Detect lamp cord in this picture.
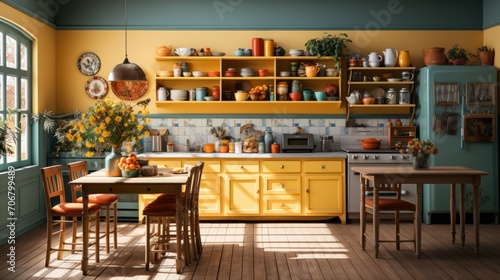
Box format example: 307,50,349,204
124,0,128,59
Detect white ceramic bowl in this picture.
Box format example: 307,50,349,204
234,91,248,101
280,71,291,77
212,52,225,56
204,96,215,101
174,47,193,56
170,89,187,101
192,71,205,77
183,71,192,77
289,49,304,56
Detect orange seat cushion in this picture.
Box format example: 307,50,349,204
365,198,415,211
142,201,178,216
75,194,119,205
51,202,101,215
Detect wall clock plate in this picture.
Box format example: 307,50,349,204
78,52,101,76
110,81,148,100
85,76,108,99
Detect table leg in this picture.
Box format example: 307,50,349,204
416,183,422,259
175,189,184,273
360,176,366,250
82,187,89,275
460,184,466,246
450,184,456,244
473,183,480,256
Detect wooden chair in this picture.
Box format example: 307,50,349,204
67,161,119,254
41,165,101,267
142,162,203,270
360,177,416,258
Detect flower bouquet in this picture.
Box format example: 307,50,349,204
397,138,439,169
61,98,151,175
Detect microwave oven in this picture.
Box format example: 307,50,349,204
281,133,315,152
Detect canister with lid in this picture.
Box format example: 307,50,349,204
399,88,410,104
385,88,398,104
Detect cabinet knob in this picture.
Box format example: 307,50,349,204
280,165,284,169
240,166,244,169
321,164,326,169
280,184,284,188
306,189,310,193
280,203,285,207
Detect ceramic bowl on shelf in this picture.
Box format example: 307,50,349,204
249,93,260,101
258,69,268,77
174,47,194,56
207,70,220,77
372,76,381,82
234,91,249,101
192,71,205,77
170,89,188,101
204,96,215,101
280,71,291,77
362,97,376,104
289,92,302,101
289,49,304,56
224,71,237,77
211,52,225,56
182,71,192,77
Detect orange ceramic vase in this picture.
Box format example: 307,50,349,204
398,50,411,67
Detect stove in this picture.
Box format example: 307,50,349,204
340,127,415,221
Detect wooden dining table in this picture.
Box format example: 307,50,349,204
351,165,487,258
69,168,189,275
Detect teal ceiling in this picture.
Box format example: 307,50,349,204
3,0,492,30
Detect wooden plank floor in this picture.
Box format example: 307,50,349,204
1,221,500,279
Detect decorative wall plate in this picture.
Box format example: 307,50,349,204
85,76,108,99
110,81,148,100
78,52,101,75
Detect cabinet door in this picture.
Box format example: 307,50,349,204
303,175,344,215
199,174,222,216
225,175,260,215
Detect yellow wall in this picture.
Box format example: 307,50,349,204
0,2,56,114
55,29,486,114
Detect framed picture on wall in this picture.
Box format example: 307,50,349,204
433,82,460,105
466,82,495,106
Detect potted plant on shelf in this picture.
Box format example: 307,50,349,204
446,45,476,65
477,45,495,65
305,32,352,70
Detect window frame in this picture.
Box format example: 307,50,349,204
0,19,33,171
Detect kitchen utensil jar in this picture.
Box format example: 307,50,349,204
386,88,398,104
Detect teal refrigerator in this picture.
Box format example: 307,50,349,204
416,66,498,224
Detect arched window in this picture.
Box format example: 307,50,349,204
0,19,33,171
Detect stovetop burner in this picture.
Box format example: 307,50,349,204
342,148,399,154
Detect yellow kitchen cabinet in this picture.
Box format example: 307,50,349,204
139,156,346,223
303,159,346,223
261,174,301,215
225,174,260,215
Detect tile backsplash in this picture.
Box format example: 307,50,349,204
144,116,411,152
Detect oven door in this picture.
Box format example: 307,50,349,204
347,162,416,221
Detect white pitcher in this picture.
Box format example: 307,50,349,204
368,52,382,62
383,48,398,67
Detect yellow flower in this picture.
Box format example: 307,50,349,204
98,137,105,143
85,151,94,157
145,118,151,123
115,116,122,122
144,131,150,137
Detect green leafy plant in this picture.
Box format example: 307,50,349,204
447,44,476,64
305,32,351,70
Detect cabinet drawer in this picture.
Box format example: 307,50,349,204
185,160,220,173
303,160,343,173
224,161,259,173
262,196,301,214
262,161,301,173
148,159,182,168
200,174,221,194
199,195,221,215
262,175,301,195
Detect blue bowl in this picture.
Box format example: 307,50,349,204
314,91,326,101
121,169,140,178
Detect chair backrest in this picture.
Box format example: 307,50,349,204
67,161,88,202
189,161,204,211
41,165,66,210
362,177,403,200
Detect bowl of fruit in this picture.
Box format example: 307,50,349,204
248,84,268,101
118,154,141,177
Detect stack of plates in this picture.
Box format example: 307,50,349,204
240,68,256,77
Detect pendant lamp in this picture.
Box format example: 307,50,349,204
108,0,148,100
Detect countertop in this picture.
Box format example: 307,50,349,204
139,152,347,159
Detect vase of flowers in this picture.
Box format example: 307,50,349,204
62,98,151,176
397,138,439,169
